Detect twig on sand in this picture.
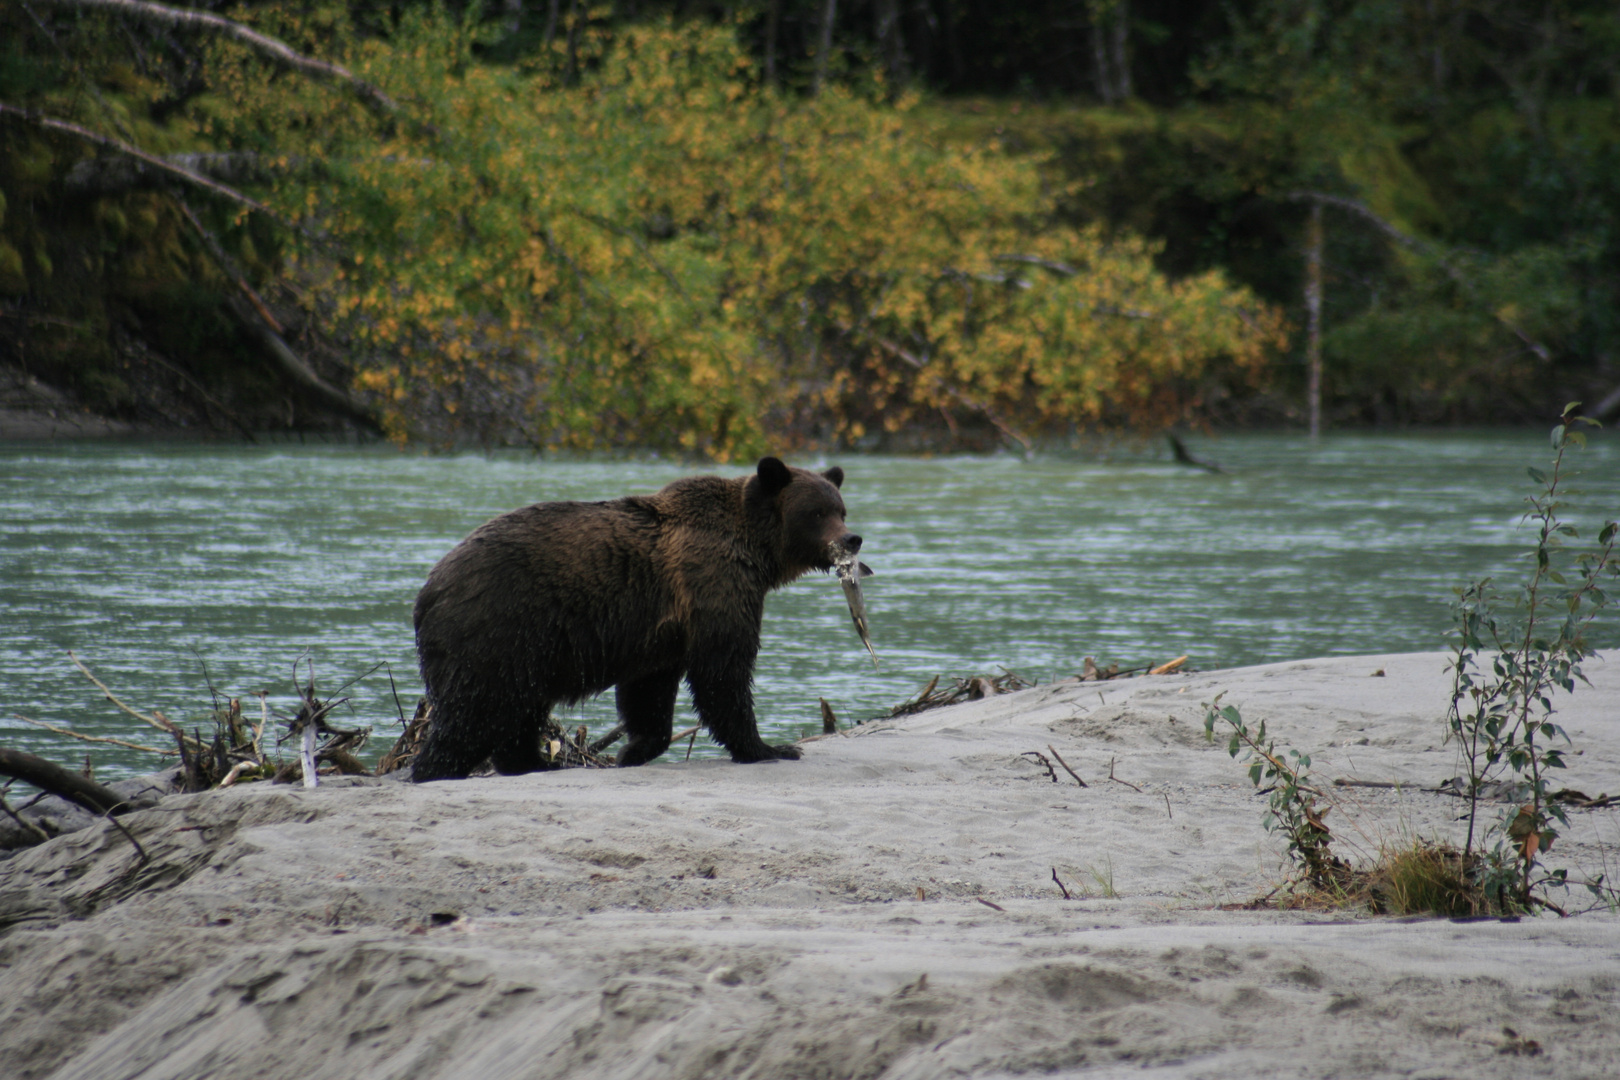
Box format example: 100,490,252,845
1020,750,1058,782
104,811,150,865
1051,867,1073,900
1047,745,1088,787
0,785,50,845
1107,757,1143,793
1529,894,1570,918
1163,792,1173,820
977,897,1006,912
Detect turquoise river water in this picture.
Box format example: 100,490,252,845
3,431,1617,780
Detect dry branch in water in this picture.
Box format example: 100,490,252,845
12,714,175,756
68,650,181,737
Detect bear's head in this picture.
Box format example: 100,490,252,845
749,456,859,579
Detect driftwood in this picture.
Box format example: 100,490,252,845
886,669,1035,718
819,699,839,735
12,713,174,756
376,699,620,776
589,723,625,754
0,748,132,817
1167,433,1224,474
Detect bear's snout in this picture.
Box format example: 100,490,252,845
840,533,862,553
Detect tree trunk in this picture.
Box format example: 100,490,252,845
1110,0,1131,99
875,0,907,87
814,0,838,96
1091,14,1115,104
763,0,779,87
1304,199,1324,440
565,0,582,84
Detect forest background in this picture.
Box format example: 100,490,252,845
3,0,1617,456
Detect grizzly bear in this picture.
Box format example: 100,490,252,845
410,457,859,781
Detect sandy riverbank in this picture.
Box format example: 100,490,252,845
2,651,1618,1079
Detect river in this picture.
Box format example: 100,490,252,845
3,431,1617,781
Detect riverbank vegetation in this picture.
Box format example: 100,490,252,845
1207,411,1620,916
4,1,1618,450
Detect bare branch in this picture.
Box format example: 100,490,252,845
33,0,395,115
64,151,296,196
994,253,1080,277
0,103,277,221
1284,190,1552,362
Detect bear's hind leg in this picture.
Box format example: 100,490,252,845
615,670,680,766
488,704,552,775
411,695,499,782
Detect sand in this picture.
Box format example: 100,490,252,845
2,651,1618,1079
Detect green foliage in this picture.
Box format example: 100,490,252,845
204,11,1279,453
9,0,1617,435
1203,694,1344,890
1445,403,1620,910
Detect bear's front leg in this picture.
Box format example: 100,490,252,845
615,670,681,766
686,643,801,764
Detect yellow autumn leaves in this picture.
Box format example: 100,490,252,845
213,8,1285,454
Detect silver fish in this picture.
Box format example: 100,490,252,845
832,543,877,667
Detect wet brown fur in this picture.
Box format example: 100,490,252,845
411,457,857,781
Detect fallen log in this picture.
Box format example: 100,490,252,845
0,747,134,816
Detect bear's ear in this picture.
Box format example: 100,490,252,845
822,466,844,489
756,456,793,496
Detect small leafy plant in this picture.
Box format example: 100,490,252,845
1445,403,1619,911
1204,694,1346,891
